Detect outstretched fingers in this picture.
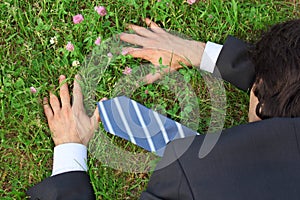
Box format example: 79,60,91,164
72,74,84,111
49,92,61,114
142,65,177,84
123,47,152,60
43,97,53,121
119,33,152,47
144,18,166,34
59,75,71,109
142,72,163,84
127,24,157,38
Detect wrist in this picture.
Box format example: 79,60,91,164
190,41,206,67
52,135,87,146
54,139,84,147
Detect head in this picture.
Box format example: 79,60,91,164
249,19,300,122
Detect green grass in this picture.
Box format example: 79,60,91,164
0,0,299,199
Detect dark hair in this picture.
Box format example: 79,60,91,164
252,19,300,119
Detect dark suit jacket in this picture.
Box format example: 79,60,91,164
27,36,256,200
140,117,300,199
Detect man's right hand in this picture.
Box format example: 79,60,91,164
43,75,101,147
120,18,206,84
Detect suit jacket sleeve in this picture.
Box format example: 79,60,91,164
26,171,95,200
213,36,255,91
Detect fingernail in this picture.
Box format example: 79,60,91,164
100,97,108,101
121,48,129,55
119,33,125,38
75,74,81,80
43,97,48,103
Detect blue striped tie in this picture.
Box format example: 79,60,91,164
97,96,199,157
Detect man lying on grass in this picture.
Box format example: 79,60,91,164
27,19,300,199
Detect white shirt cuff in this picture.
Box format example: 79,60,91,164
52,143,88,176
199,41,223,73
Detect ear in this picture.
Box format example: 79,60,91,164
248,84,261,122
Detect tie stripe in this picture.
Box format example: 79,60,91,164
131,100,156,152
98,96,199,157
153,112,170,144
113,97,137,145
175,122,185,138
99,102,115,135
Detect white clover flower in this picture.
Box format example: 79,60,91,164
50,36,57,45
72,60,80,67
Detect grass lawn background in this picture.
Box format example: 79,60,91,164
0,0,299,199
